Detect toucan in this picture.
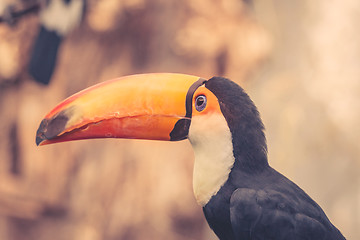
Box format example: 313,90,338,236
36,73,345,240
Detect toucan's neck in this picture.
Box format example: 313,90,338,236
189,113,235,206
205,77,269,174
188,113,268,206
220,98,269,174
231,126,269,174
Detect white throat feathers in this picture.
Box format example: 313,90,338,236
189,113,235,206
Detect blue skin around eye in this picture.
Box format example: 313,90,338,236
195,95,207,112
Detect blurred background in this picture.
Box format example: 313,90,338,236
0,0,359,239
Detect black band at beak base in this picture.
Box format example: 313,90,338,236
169,118,191,141
169,78,207,141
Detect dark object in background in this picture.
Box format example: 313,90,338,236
29,0,85,85
0,2,40,25
29,26,62,85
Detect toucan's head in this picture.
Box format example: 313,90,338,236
36,73,267,204
36,73,264,145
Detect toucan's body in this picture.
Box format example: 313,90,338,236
204,167,342,240
36,73,345,240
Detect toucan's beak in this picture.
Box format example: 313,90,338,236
36,73,205,146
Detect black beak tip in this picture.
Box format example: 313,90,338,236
36,135,44,146
35,119,48,146
35,109,70,146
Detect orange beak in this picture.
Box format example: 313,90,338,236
36,73,206,146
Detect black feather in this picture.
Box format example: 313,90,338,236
206,77,268,173
202,77,345,240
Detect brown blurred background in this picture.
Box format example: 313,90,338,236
0,0,359,239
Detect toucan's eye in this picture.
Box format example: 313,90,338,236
195,95,207,112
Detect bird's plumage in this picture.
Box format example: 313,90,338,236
202,77,345,240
